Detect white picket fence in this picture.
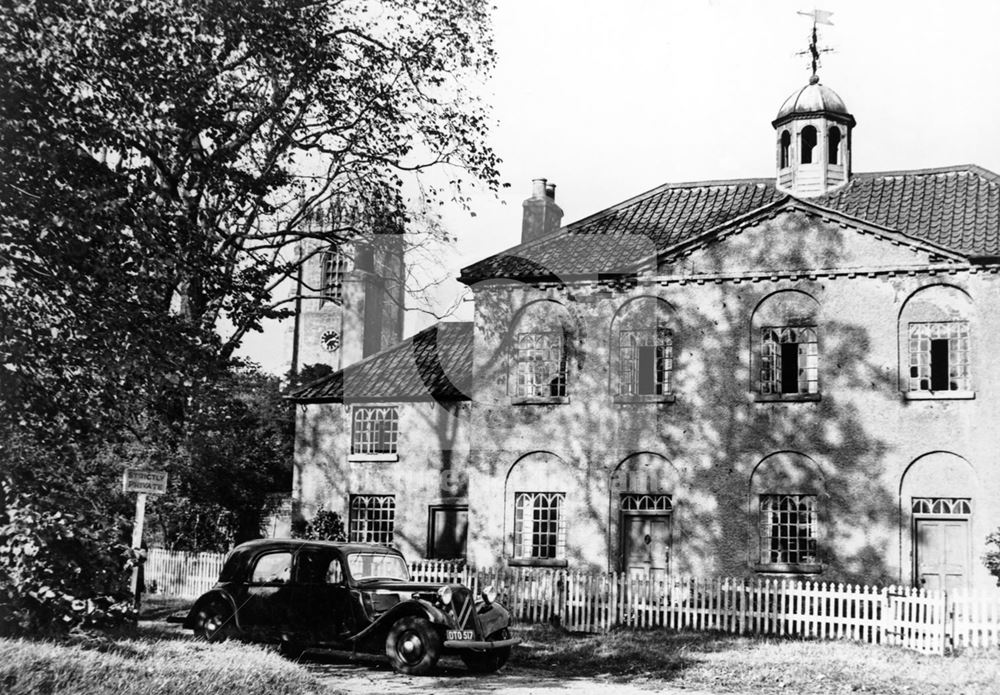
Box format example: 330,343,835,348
145,549,1000,655
145,548,226,598
950,589,1000,649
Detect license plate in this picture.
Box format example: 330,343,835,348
446,629,474,640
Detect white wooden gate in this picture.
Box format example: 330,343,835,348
880,587,947,655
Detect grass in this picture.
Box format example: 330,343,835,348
4,611,997,694
512,625,1000,694
0,624,334,695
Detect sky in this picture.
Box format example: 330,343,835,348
238,0,1000,374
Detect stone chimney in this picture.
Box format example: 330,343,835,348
521,178,563,244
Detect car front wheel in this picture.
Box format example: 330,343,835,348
193,601,235,642
460,628,512,674
385,616,441,675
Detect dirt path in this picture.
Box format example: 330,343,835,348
149,620,720,694
300,650,719,695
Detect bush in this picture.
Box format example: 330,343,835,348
291,507,346,542
0,489,134,636
983,529,1000,586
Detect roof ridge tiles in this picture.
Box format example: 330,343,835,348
560,178,774,233
855,164,999,183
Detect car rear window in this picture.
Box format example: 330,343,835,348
251,551,292,584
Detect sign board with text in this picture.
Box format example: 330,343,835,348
123,469,168,495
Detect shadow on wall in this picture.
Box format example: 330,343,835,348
465,211,900,583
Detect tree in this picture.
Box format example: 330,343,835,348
3,0,500,361
143,365,295,551
0,0,499,632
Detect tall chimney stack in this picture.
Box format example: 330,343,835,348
521,177,563,244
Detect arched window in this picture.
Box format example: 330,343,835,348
508,300,574,402
348,494,395,545
351,406,398,455
800,126,817,164
749,452,826,572
505,452,574,567
513,492,564,560
898,285,974,397
779,130,791,168
828,127,841,165
610,297,675,402
760,495,816,565
751,290,821,400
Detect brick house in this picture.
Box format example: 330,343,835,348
289,76,1000,591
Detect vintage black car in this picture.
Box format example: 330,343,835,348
179,539,517,674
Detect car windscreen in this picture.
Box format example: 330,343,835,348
346,552,410,582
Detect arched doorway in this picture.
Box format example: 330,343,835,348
900,452,977,590
611,453,680,580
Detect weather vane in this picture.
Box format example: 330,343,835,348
796,9,834,82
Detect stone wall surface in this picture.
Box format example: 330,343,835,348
294,213,1000,589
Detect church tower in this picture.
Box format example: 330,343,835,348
773,12,855,198
287,205,406,374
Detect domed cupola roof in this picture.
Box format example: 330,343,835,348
773,75,855,128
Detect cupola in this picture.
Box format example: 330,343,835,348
772,75,855,197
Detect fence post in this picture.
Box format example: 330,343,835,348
941,590,949,656
879,586,890,646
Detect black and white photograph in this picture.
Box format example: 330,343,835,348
3,1,1000,693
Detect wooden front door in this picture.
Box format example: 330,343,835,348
623,513,671,582
915,518,970,591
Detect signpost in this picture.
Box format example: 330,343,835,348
123,469,167,609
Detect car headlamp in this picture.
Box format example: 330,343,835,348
481,585,497,606
437,586,453,605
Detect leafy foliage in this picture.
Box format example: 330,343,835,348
291,507,347,542
0,426,138,635
983,530,1000,586
0,488,134,636
2,0,501,358
148,366,294,550
0,0,497,631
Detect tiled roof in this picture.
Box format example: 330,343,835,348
460,165,1000,282
815,166,1000,256
288,322,473,403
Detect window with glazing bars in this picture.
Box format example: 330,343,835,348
513,492,566,560
321,247,349,303
349,494,395,544
759,494,817,565
760,326,818,395
908,321,970,392
911,497,972,516
512,331,567,398
620,493,672,512
619,327,672,396
351,406,399,455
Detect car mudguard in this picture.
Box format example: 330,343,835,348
183,589,242,630
475,601,512,639
349,598,451,644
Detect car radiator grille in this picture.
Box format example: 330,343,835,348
449,587,477,633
